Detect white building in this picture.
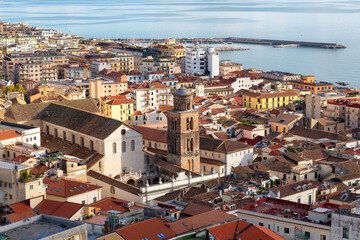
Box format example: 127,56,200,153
131,82,173,111
90,60,111,77
185,46,219,78
199,138,254,176
229,77,264,92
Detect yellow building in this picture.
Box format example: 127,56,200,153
168,45,186,58
242,90,300,110
100,96,134,125
106,55,134,72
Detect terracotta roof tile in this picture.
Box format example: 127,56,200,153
0,129,21,141
35,199,83,219
168,210,235,235
44,177,101,198
115,218,176,239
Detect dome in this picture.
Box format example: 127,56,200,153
173,87,191,96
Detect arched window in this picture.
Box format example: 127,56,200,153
190,138,194,151
110,186,115,194
131,140,135,151
187,139,190,151
122,141,126,152
191,159,194,171
190,117,193,130
188,160,191,170
186,118,190,130
113,142,117,154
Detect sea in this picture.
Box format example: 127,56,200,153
0,0,360,87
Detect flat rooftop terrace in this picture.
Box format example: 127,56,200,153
0,215,84,240
242,198,312,223
0,121,37,132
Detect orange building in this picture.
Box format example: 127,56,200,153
290,76,333,94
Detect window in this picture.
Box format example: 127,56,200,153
54,129,58,138
82,200,86,205
93,197,97,203
81,137,84,148
63,131,66,141
30,185,33,190
122,141,126,152
72,134,75,144
297,197,301,203
110,186,115,194
131,140,135,151
113,142,117,154
320,234,326,240
9,194,12,200
8,183,12,189
259,222,264,227
284,228,289,234
343,227,349,239
308,194,312,204
90,140,94,151
304,174,308,179
46,125,49,135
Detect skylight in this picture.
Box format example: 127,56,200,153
80,185,85,189
56,188,61,192
74,187,79,190
50,187,56,191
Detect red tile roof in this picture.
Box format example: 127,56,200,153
133,81,170,89
29,164,51,175
0,129,21,141
35,199,83,219
168,210,235,235
43,178,102,198
5,201,36,223
10,155,31,163
208,220,285,240
132,125,167,143
115,218,176,239
106,99,133,105
90,197,129,213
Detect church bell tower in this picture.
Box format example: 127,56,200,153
167,87,200,173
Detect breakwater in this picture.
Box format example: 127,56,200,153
179,37,346,49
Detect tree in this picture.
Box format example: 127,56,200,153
286,146,296,153
2,83,26,95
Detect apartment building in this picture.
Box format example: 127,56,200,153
237,198,332,240
306,92,346,119
100,96,134,125
185,46,219,78
139,56,180,75
131,81,173,111
89,78,128,99
90,60,111,77
0,161,46,205
105,55,134,72
14,61,57,86
290,76,333,94
260,71,301,81
242,90,300,110
3,52,68,80
219,60,243,76
58,63,91,79
345,103,360,129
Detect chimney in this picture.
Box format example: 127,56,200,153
277,190,281,197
